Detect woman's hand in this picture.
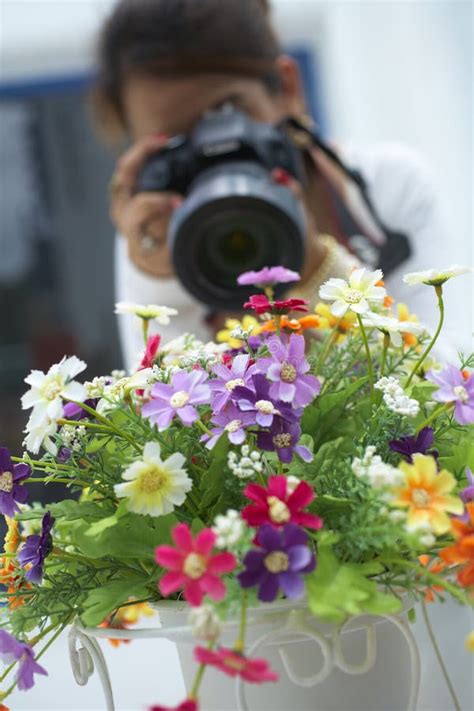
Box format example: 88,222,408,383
109,134,183,278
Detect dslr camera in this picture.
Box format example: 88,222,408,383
136,106,306,310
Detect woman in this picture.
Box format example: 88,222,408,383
93,0,453,371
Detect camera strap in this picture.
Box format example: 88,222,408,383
281,116,412,276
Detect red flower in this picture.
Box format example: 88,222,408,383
155,523,236,607
150,700,197,711
244,294,309,316
194,646,278,683
242,475,323,530
244,294,273,314
140,334,161,369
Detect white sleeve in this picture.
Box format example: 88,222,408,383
343,143,473,362
114,234,212,371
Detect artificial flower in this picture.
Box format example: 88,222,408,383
140,334,161,369
57,447,72,464
114,442,192,517
389,427,438,463
465,632,474,653
244,295,308,316
17,512,55,584
142,369,210,430
256,417,312,464
114,302,178,324
426,365,474,425
233,374,285,428
237,266,300,287
227,446,264,479
21,356,86,424
62,398,98,421
418,555,447,602
216,316,260,349
314,302,357,340
210,353,255,412
0,447,30,517
390,454,463,535
458,468,474,523
242,475,322,530
402,265,472,287
100,600,154,647
212,509,246,549
319,267,386,317
188,604,222,641
351,446,404,488
156,523,236,607
256,334,320,407
0,630,47,691
439,502,474,588
202,403,255,449
150,702,197,711
194,646,278,683
238,523,315,602
359,312,425,347
396,303,421,347
374,376,420,417
259,315,320,333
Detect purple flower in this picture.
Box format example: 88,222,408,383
0,630,47,691
0,447,30,518
257,417,313,464
257,334,321,407
238,523,315,602
18,512,54,584
142,369,210,430
210,354,256,413
426,366,474,425
457,468,474,523
0,630,48,691
389,427,438,463
63,398,98,421
202,403,256,449
233,374,286,428
57,447,72,464
237,266,300,288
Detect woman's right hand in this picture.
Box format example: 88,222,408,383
109,134,183,278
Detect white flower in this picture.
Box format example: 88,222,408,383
374,377,419,417
360,313,425,347
84,376,108,398
23,414,58,455
403,265,473,287
21,356,86,424
189,605,221,641
286,475,301,494
319,267,386,317
115,302,178,324
352,446,403,488
228,446,263,479
212,509,246,549
114,441,192,516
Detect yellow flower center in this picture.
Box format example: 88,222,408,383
267,496,291,523
280,363,297,383
139,466,170,494
412,488,431,507
225,419,242,434
183,553,207,579
255,400,275,414
273,433,292,449
344,288,364,304
170,390,190,408
43,379,62,400
226,378,245,392
0,472,13,493
264,551,289,574
453,385,469,403
223,655,247,671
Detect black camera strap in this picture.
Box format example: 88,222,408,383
281,116,412,276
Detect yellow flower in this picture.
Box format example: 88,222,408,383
465,631,474,652
216,316,260,349
314,302,357,341
396,303,420,347
390,454,463,535
115,600,154,626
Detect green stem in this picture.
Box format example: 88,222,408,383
421,600,461,711
58,419,113,432
65,399,141,452
315,325,339,371
189,641,213,700
406,285,444,387
380,333,390,377
11,456,73,472
379,556,470,605
29,477,91,487
195,419,212,437
415,403,452,433
142,318,150,346
356,314,374,403
234,591,248,653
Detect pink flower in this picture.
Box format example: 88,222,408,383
242,475,323,530
155,524,236,607
237,266,300,288
150,701,197,711
194,646,279,683
244,295,308,316
140,334,161,369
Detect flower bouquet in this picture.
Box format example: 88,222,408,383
1,264,473,711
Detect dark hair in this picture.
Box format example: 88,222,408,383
91,0,282,140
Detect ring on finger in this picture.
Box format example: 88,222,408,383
139,234,161,252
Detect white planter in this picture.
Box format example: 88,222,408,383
69,599,420,711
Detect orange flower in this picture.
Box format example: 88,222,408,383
418,554,447,602
0,704,11,711
0,517,30,608
391,454,463,535
314,302,357,340
397,303,420,347
440,502,474,589
259,314,320,333
100,600,154,647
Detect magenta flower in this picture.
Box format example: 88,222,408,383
202,403,256,449
210,354,255,413
194,646,278,683
426,366,474,425
458,468,474,523
142,369,210,430
257,334,320,407
237,266,300,288
238,523,315,602
0,630,47,691
18,512,54,583
0,447,30,517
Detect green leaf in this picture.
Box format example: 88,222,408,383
49,500,105,522
439,426,474,474
85,436,110,454
198,436,229,512
81,572,150,627
312,495,354,518
302,378,368,446
306,544,402,624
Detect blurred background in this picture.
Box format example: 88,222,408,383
0,1,473,708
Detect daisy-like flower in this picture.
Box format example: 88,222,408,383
21,356,86,424
233,374,284,428
390,454,463,535
194,646,278,683
23,414,59,456
359,312,425,347
402,265,472,287
257,416,312,464
0,447,31,517
244,295,308,316
114,442,192,517
440,502,474,588
155,523,236,607
237,266,300,288
17,512,54,584
216,316,260,349
426,365,474,425
142,369,210,430
210,353,255,413
0,630,47,691
203,403,255,450
114,302,178,324
100,600,154,647
242,475,322,530
319,267,386,317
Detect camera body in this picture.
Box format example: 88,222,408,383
137,107,307,309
